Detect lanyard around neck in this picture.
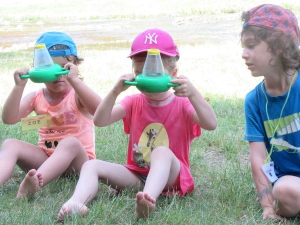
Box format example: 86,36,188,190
261,71,297,163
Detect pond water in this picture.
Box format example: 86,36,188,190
0,12,249,106
0,13,242,52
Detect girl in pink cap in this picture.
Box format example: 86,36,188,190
58,28,217,221
241,4,300,221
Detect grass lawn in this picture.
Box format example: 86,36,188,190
1,0,300,224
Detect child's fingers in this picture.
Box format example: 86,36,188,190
263,210,285,222
170,76,189,85
176,74,188,79
120,74,134,83
64,62,73,70
15,68,30,76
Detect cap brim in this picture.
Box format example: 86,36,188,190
128,49,178,58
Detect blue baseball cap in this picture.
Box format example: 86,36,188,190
35,31,77,57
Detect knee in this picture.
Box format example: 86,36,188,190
60,136,81,146
82,159,96,169
57,136,84,152
81,160,107,178
81,159,103,173
151,146,172,159
1,138,20,152
273,182,295,201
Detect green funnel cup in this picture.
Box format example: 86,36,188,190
20,64,69,83
124,73,179,93
124,48,179,93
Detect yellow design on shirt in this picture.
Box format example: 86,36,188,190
133,123,169,167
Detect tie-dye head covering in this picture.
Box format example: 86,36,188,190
243,4,300,44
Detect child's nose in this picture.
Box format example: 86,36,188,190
242,49,249,59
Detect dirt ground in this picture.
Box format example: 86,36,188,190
0,13,242,51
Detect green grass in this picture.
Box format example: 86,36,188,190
0,97,295,225
1,0,300,224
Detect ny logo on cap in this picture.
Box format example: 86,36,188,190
144,33,158,44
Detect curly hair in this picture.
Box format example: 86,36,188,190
241,11,300,71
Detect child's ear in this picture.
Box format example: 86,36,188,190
276,49,282,56
170,68,178,78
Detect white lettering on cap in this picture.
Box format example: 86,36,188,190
144,33,158,44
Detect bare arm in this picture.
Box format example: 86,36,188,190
189,89,217,130
171,75,217,130
93,74,132,127
64,62,101,115
2,68,36,124
249,141,279,220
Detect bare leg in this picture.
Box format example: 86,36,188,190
58,159,142,221
136,146,180,220
37,136,89,186
16,136,88,198
0,139,48,187
273,176,300,217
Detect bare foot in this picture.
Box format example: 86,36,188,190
57,198,89,221
16,169,43,199
135,192,156,220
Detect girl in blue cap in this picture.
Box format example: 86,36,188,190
241,4,300,221
0,31,101,198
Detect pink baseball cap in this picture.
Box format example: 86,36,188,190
128,28,180,58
